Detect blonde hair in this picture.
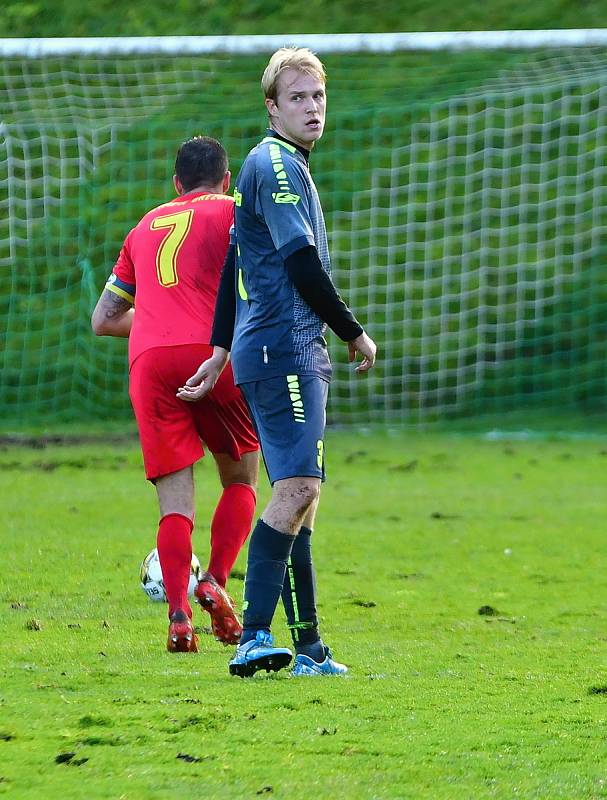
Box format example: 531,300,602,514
261,47,326,102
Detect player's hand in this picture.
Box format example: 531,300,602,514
347,331,377,373
176,347,229,402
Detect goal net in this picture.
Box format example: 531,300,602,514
2,33,607,426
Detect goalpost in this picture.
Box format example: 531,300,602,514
2,31,607,426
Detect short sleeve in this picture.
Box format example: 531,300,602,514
106,229,136,302
256,150,315,260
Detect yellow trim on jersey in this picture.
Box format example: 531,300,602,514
191,193,234,203
262,136,297,154
238,268,248,301
105,282,134,304
156,193,234,210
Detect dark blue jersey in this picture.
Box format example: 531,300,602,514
230,133,332,384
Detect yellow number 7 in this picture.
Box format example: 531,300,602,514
150,210,193,287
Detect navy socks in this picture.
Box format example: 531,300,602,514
281,526,324,661
241,519,295,644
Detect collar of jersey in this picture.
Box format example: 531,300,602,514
263,130,309,162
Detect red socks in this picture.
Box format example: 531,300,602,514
207,483,256,587
156,484,255,616
157,513,194,619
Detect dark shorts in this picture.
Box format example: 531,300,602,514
129,344,259,481
239,374,328,485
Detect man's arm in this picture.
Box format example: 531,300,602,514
91,288,134,337
176,345,230,402
284,245,376,371
285,245,362,340
209,243,236,350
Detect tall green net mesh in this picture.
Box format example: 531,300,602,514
2,46,607,426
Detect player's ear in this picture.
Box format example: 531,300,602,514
222,171,231,194
265,97,277,118
173,175,183,195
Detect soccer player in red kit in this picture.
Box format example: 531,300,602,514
91,136,259,653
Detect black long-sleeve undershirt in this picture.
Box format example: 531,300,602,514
284,246,363,342
210,243,363,350
210,243,236,350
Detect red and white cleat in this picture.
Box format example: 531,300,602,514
195,571,242,645
167,610,198,653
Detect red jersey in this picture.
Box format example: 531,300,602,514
106,190,234,367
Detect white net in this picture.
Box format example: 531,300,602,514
332,49,607,423
0,54,239,421
0,56,218,124
2,37,607,425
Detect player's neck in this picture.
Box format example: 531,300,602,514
179,184,222,197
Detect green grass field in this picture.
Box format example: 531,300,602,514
3,428,607,799
3,0,607,38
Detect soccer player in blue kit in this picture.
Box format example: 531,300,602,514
178,46,377,677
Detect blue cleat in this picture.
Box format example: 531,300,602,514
229,630,292,677
292,646,348,677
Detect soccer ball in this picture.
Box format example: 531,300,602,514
140,548,201,603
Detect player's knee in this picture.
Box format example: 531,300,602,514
216,450,259,489
221,466,258,490
277,479,319,514
301,481,321,507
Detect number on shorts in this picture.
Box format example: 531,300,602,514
150,209,193,287
316,439,324,470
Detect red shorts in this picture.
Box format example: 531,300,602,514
129,344,259,481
